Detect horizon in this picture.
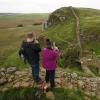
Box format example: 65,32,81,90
0,0,100,13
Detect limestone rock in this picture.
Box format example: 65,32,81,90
0,68,6,72
8,75,15,82
21,82,31,87
7,67,17,74
0,78,7,85
13,82,21,88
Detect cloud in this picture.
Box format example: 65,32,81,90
0,0,99,13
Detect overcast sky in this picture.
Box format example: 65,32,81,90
0,0,100,13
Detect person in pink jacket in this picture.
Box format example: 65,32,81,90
42,39,60,89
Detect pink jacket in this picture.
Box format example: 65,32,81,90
42,48,59,70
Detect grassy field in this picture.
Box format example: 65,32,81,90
0,13,48,67
0,13,48,28
0,87,98,100
44,7,100,54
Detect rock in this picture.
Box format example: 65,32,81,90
21,82,30,87
8,75,15,82
66,73,72,81
90,78,98,82
0,78,7,85
82,77,87,82
15,70,29,76
0,68,6,72
7,67,17,74
56,78,61,84
78,80,84,89
90,82,97,92
87,58,92,61
71,73,78,78
61,72,67,78
22,77,31,82
96,81,100,97
55,74,61,78
13,82,21,88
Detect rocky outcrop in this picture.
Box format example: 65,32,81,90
0,67,100,98
61,72,100,98
0,78,7,85
0,67,44,91
0,67,17,86
46,7,73,27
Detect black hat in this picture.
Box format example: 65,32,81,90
46,39,52,48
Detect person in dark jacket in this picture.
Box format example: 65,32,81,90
19,32,41,83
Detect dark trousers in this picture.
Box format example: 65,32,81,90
31,63,40,83
45,70,55,88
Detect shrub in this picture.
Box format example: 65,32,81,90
88,64,99,75
32,22,42,26
17,24,24,27
62,46,80,67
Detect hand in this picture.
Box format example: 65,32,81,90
20,54,25,60
59,52,63,57
34,40,39,44
53,46,59,50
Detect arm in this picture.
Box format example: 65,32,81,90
19,41,24,56
53,49,60,57
33,43,41,52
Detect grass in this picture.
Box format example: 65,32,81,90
87,41,100,55
0,87,98,100
0,25,42,67
0,13,48,28
0,87,47,100
44,7,100,55
44,18,76,51
76,8,100,55
0,13,48,67
88,64,100,76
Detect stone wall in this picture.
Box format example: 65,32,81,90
0,67,100,99
61,72,100,98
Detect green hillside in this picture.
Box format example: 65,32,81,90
40,7,100,75
77,8,100,55
44,7,100,54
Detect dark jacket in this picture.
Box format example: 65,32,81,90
19,40,41,65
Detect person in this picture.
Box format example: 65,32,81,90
19,32,41,83
41,39,60,89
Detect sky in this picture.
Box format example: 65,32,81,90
0,0,100,13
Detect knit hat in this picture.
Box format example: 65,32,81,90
46,39,52,49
